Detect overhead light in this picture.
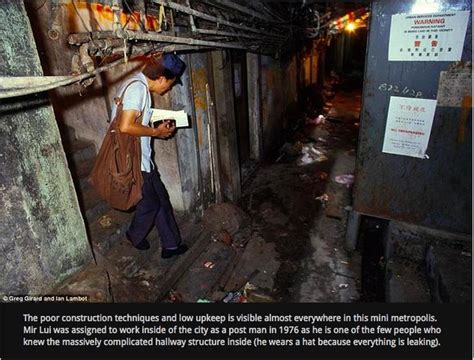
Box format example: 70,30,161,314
345,22,356,32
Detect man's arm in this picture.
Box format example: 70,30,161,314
119,109,175,138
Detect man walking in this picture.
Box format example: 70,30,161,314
113,53,187,258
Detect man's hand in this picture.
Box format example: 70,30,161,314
153,120,176,139
119,111,176,139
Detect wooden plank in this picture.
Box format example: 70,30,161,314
154,229,213,302
211,50,241,201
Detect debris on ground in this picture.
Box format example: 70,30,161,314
167,290,183,303
203,203,250,236
98,215,112,228
306,114,326,125
335,174,355,187
204,261,215,269
315,194,330,208
297,143,328,166
215,229,233,246
197,298,212,303
243,282,275,303
222,291,247,303
317,171,329,180
279,141,304,157
299,174,311,182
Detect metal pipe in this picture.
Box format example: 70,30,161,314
200,0,250,23
69,29,251,50
68,31,116,45
0,58,126,99
117,28,249,50
152,0,286,39
249,0,286,23
0,43,214,100
209,0,273,22
195,28,281,42
185,0,197,33
0,76,73,90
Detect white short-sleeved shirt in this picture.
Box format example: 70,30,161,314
110,72,153,172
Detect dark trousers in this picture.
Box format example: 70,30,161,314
127,171,181,249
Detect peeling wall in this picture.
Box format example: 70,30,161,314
189,52,215,208
0,0,91,295
24,1,192,213
25,1,113,149
261,55,298,157
170,54,202,214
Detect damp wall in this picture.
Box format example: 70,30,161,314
0,0,92,295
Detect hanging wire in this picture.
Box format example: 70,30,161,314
123,0,147,31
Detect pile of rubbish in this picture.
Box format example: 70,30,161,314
277,140,328,166
297,143,328,166
335,174,354,187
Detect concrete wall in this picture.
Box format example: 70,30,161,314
0,0,91,295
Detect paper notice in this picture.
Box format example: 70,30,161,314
388,10,470,61
150,108,189,128
437,69,472,107
382,96,437,158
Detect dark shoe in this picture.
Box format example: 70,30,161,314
126,231,150,250
161,244,188,259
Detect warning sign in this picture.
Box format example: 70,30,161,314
382,96,437,159
388,10,470,61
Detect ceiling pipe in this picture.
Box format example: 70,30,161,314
0,42,213,99
151,0,286,39
194,28,281,43
116,28,251,50
207,0,274,22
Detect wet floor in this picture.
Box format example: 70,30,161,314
239,83,363,302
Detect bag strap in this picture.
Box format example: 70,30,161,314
114,79,149,117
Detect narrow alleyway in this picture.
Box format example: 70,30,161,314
238,81,362,302
54,78,365,303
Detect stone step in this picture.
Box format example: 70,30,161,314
88,209,133,256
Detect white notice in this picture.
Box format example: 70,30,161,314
382,96,437,159
150,108,189,128
388,10,470,61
